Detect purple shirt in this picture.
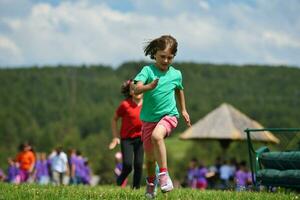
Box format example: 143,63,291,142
114,163,123,177
235,170,249,187
196,167,208,184
7,165,19,182
82,165,91,184
75,156,85,177
70,154,77,166
187,168,198,188
35,160,50,178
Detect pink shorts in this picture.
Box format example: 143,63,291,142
141,116,178,151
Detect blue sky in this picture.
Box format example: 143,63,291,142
0,0,299,68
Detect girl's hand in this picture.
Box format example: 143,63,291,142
182,110,191,127
109,137,120,150
149,78,159,89
134,79,159,94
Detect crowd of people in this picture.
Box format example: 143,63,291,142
184,157,252,191
0,142,92,186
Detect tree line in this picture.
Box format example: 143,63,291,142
0,62,299,183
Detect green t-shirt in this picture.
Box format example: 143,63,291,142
134,64,184,122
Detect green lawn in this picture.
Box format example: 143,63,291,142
0,183,298,200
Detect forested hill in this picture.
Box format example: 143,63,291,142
0,62,299,181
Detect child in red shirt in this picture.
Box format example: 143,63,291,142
109,79,144,189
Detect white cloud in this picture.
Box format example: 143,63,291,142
198,0,210,11
0,0,299,67
0,35,20,54
262,31,300,48
0,35,23,65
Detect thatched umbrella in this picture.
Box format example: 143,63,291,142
180,103,279,150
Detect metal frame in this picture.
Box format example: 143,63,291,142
244,128,300,188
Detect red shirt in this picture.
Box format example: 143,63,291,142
116,98,142,139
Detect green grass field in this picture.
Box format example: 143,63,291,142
0,183,298,200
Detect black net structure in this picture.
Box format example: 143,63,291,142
245,128,300,189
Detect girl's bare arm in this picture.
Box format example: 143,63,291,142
132,79,159,95
175,89,191,127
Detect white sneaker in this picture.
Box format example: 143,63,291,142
158,172,174,193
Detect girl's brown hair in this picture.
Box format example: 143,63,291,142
144,35,178,59
121,79,132,98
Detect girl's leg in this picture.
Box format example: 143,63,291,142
144,148,157,198
151,124,174,192
142,122,160,198
117,139,133,186
151,124,168,169
142,122,157,181
132,137,144,189
144,149,156,180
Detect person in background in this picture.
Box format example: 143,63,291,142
114,151,128,187
195,161,208,190
219,159,232,190
109,79,144,189
235,160,252,191
16,142,36,183
0,168,5,182
207,156,222,189
49,146,69,185
6,157,21,184
69,148,78,185
34,152,50,185
186,158,198,188
74,150,85,184
47,149,57,183
229,157,237,185
82,158,91,185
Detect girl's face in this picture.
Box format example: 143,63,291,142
154,46,174,71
